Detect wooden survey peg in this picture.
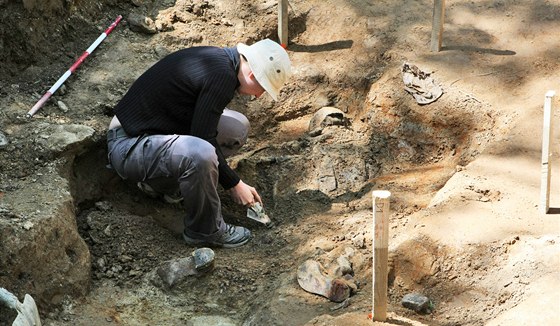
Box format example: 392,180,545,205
540,90,556,214
430,0,445,52
278,0,288,48
372,190,391,321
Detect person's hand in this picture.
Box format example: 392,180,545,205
229,180,262,207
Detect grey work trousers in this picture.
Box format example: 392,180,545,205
107,109,249,240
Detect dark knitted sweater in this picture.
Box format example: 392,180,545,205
114,46,241,189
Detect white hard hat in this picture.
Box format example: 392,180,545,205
237,39,292,101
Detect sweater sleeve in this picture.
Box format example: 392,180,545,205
190,71,241,190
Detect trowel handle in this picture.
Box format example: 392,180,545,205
0,287,20,310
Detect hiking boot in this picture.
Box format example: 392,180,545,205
183,224,251,248
137,182,183,204
137,181,158,198
162,193,183,204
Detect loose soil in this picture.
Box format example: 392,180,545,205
1,0,559,325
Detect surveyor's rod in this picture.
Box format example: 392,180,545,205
26,15,122,118
372,190,391,321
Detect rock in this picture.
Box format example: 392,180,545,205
127,13,158,34
96,257,106,270
401,293,433,314
156,248,215,288
352,234,365,249
154,45,170,58
35,123,95,154
0,131,8,147
192,247,215,272
297,259,351,303
94,201,112,212
0,172,91,314
308,107,347,137
57,100,69,112
330,256,353,278
22,221,34,230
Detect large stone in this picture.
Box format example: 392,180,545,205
0,170,91,319
0,123,99,323
34,123,95,154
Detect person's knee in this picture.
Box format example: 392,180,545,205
217,109,250,157
174,137,218,172
192,140,218,166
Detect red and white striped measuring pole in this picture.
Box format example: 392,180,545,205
26,15,123,118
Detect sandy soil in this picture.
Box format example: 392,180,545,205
1,0,559,325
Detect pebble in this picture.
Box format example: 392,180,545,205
22,221,34,230
103,224,112,236
352,234,365,248
332,256,352,277
0,131,8,147
95,201,112,212
97,257,106,269
57,100,69,112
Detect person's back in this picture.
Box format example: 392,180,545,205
114,46,239,137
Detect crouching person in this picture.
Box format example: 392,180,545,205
107,39,291,248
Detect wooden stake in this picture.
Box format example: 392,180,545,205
430,0,446,52
372,190,391,321
278,0,288,48
540,90,556,214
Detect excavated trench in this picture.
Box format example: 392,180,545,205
56,82,503,325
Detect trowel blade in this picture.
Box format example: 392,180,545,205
21,294,41,326
247,202,271,224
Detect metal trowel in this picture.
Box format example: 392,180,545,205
247,202,272,225
0,287,42,326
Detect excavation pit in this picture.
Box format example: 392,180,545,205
2,1,558,325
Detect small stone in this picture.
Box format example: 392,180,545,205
128,13,158,34
352,234,365,249
97,257,106,269
0,131,9,147
128,270,142,277
331,256,352,277
57,100,69,112
95,201,112,212
192,247,215,272
103,224,112,236
154,45,170,58
22,221,34,230
401,293,433,314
